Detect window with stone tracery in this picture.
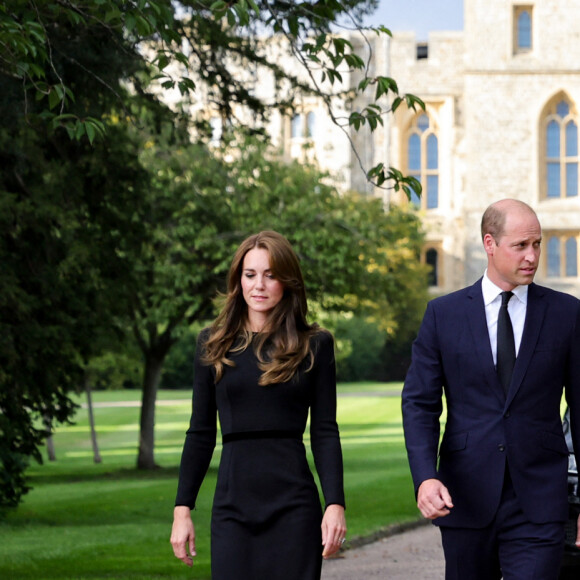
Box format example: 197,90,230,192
406,113,439,210
541,98,579,200
545,232,579,278
290,111,317,139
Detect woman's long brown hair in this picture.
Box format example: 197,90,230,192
202,231,319,385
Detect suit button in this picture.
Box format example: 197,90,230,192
498,444,505,452
504,412,510,418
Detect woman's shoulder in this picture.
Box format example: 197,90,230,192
196,327,213,348
309,326,335,349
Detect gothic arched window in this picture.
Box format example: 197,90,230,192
543,99,579,199
514,6,533,53
407,114,439,209
517,10,532,49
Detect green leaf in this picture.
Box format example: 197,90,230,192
156,54,170,70
178,78,196,95
288,15,299,37
376,25,393,37
375,76,399,100
357,77,371,92
332,37,348,55
405,94,426,112
104,8,122,23
233,3,250,26
349,112,364,131
48,87,62,110
85,122,96,144
391,96,403,113
406,176,422,195
173,52,189,67
344,54,365,69
247,0,260,16
135,15,153,36
210,1,228,11
326,69,343,85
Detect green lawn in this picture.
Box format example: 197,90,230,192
0,384,421,580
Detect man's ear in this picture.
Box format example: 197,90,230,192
483,233,496,257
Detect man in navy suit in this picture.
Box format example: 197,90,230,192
402,199,580,579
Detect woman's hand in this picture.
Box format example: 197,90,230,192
321,504,347,559
170,506,196,567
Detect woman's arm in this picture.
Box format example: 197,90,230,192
174,329,217,508
309,331,347,556
171,330,217,565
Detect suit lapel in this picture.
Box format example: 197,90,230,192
466,280,506,403
506,283,547,404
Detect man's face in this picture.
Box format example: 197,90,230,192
484,209,542,291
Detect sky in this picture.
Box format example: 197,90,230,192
364,0,464,41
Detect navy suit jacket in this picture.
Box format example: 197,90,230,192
402,280,580,528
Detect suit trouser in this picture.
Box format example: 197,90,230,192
439,468,565,580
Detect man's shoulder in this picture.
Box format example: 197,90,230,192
428,280,480,309
529,282,580,306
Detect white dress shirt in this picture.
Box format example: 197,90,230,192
481,271,528,366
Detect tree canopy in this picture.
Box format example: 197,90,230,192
2,0,423,192
0,0,428,508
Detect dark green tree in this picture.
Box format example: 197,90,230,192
0,4,178,506
0,0,427,503
124,132,428,469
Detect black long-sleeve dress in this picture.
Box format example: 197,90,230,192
175,328,345,580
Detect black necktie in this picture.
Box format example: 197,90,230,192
497,291,515,392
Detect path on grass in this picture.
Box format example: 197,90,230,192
321,522,445,579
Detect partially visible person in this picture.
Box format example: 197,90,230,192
170,231,346,579
402,199,580,579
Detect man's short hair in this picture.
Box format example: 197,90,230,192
481,199,537,243
481,204,506,242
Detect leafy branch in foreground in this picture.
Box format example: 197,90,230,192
205,0,425,194
3,1,425,194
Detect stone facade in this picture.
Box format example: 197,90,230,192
461,0,580,295
292,0,580,296
168,1,580,297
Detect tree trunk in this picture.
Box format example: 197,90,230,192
137,351,166,469
44,415,56,461
85,375,102,464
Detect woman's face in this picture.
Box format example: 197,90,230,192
241,247,284,328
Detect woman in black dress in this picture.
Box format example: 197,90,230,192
170,231,346,579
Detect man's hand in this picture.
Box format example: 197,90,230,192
417,478,453,520
576,513,580,548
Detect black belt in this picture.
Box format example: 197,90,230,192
222,430,303,444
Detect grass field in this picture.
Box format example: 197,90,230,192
0,384,421,580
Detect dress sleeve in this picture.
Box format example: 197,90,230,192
174,329,217,508
309,330,346,508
